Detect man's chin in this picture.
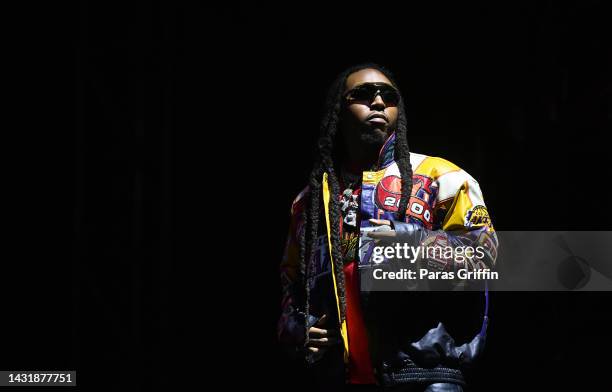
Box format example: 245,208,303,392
360,127,388,146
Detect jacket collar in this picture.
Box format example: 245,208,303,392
376,131,396,170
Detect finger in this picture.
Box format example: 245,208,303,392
307,346,328,362
369,219,391,226
308,336,342,346
308,327,328,337
367,230,397,239
309,327,340,339
315,314,327,326
307,346,330,353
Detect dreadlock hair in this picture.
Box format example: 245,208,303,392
299,63,414,346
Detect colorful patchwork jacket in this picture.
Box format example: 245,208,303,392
278,133,499,386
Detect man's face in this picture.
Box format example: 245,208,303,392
341,68,399,146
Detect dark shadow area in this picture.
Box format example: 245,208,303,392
21,1,606,390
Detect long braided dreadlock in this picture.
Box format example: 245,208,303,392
299,64,414,346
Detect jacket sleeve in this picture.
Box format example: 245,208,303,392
277,189,310,348
393,171,498,273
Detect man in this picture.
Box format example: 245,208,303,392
278,64,498,391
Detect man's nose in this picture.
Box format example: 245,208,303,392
371,93,386,110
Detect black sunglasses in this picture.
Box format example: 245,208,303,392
343,82,400,106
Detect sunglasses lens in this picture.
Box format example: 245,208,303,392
347,84,399,105
349,85,375,101
380,88,399,105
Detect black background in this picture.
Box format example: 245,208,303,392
7,1,611,391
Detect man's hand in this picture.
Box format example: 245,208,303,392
306,314,341,362
366,219,396,240
367,218,428,248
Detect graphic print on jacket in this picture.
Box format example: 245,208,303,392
278,132,498,376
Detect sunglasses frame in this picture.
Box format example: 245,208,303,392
343,82,400,106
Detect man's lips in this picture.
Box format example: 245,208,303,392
366,112,389,124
